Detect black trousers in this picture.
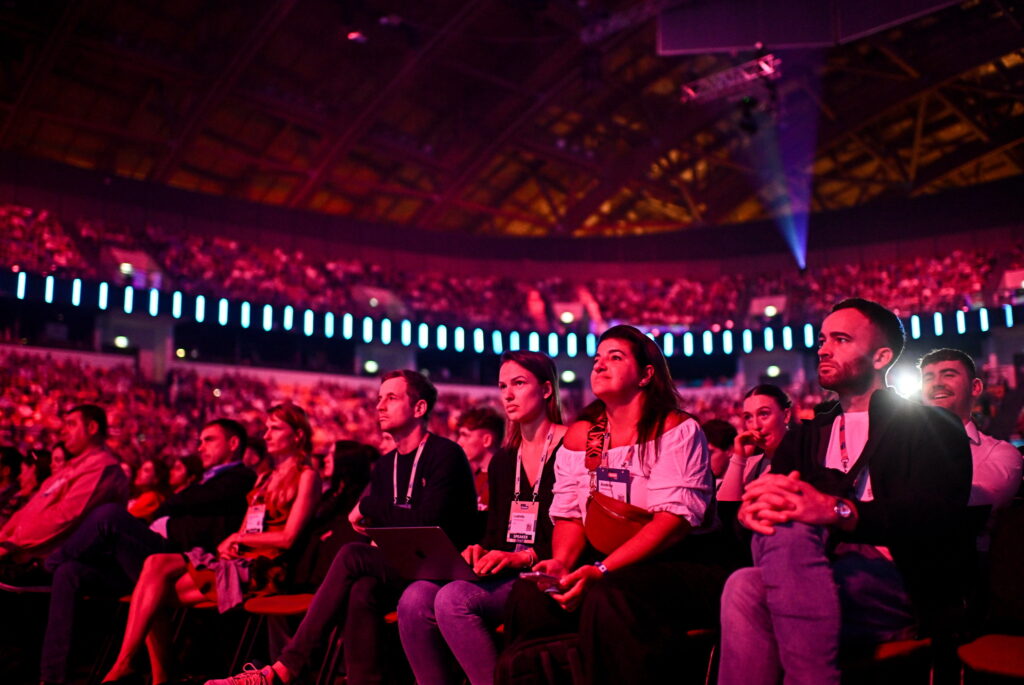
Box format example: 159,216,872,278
505,557,729,685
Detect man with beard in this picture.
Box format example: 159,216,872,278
718,298,973,685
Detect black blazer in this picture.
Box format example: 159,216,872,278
155,462,256,553
772,388,973,634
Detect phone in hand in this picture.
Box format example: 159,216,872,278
519,571,562,594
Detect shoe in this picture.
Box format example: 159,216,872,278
203,664,275,685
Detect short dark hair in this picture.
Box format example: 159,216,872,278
918,348,978,379
204,418,248,459
744,384,793,411
246,435,268,461
831,298,906,368
0,446,23,480
25,448,52,483
701,419,737,451
177,454,205,483
381,369,438,416
457,407,505,446
67,404,108,441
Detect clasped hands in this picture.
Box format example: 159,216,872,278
738,470,839,535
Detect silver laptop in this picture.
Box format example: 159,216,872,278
366,526,481,582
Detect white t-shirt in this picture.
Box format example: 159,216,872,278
824,411,894,560
548,419,712,528
823,411,872,500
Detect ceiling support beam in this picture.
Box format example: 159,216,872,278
286,0,488,209
0,0,85,148
150,0,300,183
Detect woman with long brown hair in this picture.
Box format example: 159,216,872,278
398,350,567,685
507,324,728,685
718,384,792,502
100,403,320,685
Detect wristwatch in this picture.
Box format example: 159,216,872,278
834,498,854,522
593,561,610,575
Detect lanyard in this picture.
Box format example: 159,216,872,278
601,432,635,469
839,414,850,472
513,430,554,501
393,434,429,505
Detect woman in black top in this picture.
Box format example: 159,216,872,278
397,350,567,685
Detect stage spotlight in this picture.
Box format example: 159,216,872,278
364,360,380,374
114,336,129,349
893,367,922,398
561,370,577,384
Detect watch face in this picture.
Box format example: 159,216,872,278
835,500,852,519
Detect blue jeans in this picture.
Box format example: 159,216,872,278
718,522,914,685
398,577,514,685
41,503,167,683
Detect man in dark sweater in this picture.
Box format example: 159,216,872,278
207,369,477,685
39,418,255,685
718,299,972,685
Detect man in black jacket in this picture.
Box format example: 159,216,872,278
39,418,255,685
718,299,972,685
207,370,477,685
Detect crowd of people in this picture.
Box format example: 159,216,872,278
0,296,1021,685
4,203,1024,333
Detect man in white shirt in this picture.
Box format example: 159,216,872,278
919,348,1021,511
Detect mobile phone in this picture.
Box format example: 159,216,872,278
519,571,562,594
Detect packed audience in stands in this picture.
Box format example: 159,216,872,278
3,203,1023,332
0,297,1021,684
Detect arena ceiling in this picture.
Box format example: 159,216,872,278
0,0,1022,238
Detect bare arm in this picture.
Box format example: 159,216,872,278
220,470,321,556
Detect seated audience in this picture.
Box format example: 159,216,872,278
100,406,318,685
717,384,792,502
0,405,128,565
505,325,727,685
0,449,50,529
701,419,737,490
718,299,973,684
243,435,272,479
38,419,255,685
127,457,170,521
168,453,205,493
919,348,1022,541
0,447,23,514
399,351,566,685
206,370,478,685
455,407,505,510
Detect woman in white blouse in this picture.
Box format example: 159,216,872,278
513,324,728,685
